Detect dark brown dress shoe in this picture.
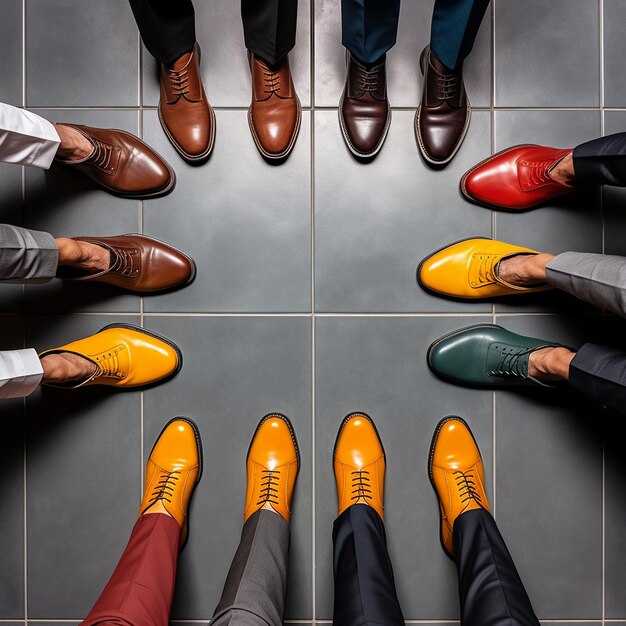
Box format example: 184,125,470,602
415,46,470,166
159,43,215,163
339,52,391,159
248,53,301,161
56,234,196,293
54,125,175,198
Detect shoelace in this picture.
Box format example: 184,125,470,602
149,470,180,506
93,346,125,380
168,68,190,97
475,254,499,285
87,140,114,172
520,159,555,188
357,65,381,93
108,247,139,278
489,345,533,379
436,72,459,101
453,470,482,505
257,469,281,506
351,469,372,502
263,67,282,96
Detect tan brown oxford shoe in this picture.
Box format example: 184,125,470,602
159,43,216,163
57,234,196,293
54,124,175,198
248,52,301,161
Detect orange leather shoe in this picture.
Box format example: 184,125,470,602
139,417,202,549
244,413,300,522
38,323,182,388
333,412,385,520
428,416,489,559
418,237,553,299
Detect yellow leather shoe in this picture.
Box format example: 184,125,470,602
38,323,182,388
428,416,489,559
244,413,300,523
333,412,385,520
417,237,553,299
139,417,202,549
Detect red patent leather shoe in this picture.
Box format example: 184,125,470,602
461,144,576,210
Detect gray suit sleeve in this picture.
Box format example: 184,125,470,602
0,224,59,283
546,252,626,318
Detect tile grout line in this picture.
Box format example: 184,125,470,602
310,0,316,620
22,1,28,621
138,32,145,497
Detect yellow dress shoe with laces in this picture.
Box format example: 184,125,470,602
139,417,203,549
38,323,182,388
244,413,300,522
428,416,489,559
417,237,553,299
333,412,385,520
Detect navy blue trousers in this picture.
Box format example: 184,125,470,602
341,0,490,69
332,505,539,626
573,132,626,187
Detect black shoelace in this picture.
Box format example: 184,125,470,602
351,469,372,502
149,470,180,505
453,470,482,505
257,469,281,506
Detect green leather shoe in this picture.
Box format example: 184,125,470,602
427,324,564,387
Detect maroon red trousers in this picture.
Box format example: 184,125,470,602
80,513,180,626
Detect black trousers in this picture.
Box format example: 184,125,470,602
573,132,626,187
332,504,539,626
569,343,626,414
128,0,297,67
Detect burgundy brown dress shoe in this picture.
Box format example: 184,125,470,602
159,43,215,163
339,52,391,159
56,234,196,293
248,53,301,161
461,145,576,210
54,125,175,198
415,46,470,166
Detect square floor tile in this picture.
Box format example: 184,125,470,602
314,110,493,313
315,316,493,619
141,0,311,108
494,316,603,619
142,315,312,619
0,0,23,107
142,109,311,313
494,0,599,107
25,315,141,618
0,161,26,313
0,315,25,619
22,109,141,314
26,0,139,107
494,110,602,313
314,0,492,108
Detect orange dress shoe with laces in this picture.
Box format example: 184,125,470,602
461,145,575,210
428,416,489,559
333,412,385,520
38,323,182,389
139,417,203,548
418,237,553,299
244,413,300,522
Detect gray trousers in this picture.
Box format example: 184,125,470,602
546,251,626,413
546,251,626,318
0,224,58,283
211,510,290,626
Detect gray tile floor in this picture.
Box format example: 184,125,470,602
1,0,625,623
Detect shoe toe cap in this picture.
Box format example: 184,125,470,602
152,418,201,470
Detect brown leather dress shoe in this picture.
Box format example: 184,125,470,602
56,234,196,293
248,53,301,161
159,43,215,163
339,52,391,159
415,46,470,166
53,125,175,198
